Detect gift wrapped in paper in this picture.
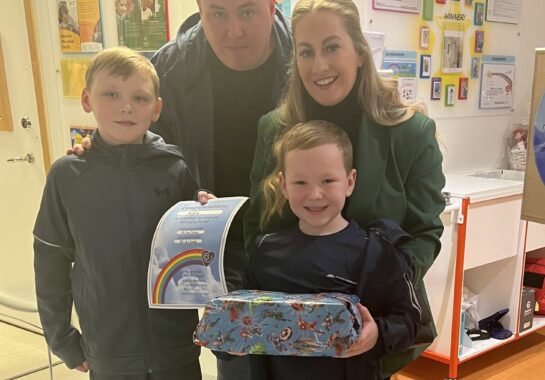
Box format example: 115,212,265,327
193,290,362,357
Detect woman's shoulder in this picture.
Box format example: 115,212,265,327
392,111,435,135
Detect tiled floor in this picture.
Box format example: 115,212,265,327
0,317,217,380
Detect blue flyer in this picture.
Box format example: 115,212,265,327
148,196,248,309
533,92,545,184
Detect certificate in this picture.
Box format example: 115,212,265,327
373,0,421,13
486,0,521,24
148,197,248,309
479,56,515,109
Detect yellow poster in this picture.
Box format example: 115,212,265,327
60,58,90,98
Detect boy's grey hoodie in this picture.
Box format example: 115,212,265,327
34,131,199,374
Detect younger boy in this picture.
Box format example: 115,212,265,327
34,47,202,379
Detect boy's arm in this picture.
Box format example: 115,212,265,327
366,271,420,360
34,239,85,368
33,161,85,368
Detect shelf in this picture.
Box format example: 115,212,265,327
519,315,545,336
459,335,516,362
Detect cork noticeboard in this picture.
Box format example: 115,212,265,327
0,38,13,132
521,49,545,224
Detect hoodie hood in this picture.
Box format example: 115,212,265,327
88,130,185,167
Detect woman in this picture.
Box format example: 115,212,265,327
244,0,446,378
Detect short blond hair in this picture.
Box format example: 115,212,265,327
85,46,160,97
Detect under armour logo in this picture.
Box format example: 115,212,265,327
154,187,171,197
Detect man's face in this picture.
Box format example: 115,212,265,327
197,0,276,71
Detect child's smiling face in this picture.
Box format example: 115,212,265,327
280,143,356,236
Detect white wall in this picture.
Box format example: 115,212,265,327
354,0,545,173
34,0,545,175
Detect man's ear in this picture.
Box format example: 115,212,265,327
268,0,276,16
81,88,92,113
279,171,289,199
346,169,357,197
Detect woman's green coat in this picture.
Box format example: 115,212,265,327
244,109,446,376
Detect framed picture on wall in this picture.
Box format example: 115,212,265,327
471,56,481,78
420,26,430,49
445,84,455,106
420,55,431,78
442,30,464,73
458,77,469,99
372,0,421,14
465,0,474,5
431,77,442,100
474,3,485,26
436,0,446,3
474,30,484,53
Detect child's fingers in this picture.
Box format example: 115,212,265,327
357,303,372,322
197,191,216,204
82,137,92,150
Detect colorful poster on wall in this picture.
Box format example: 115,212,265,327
479,55,515,109
57,0,103,53
522,49,545,224
60,58,90,98
70,126,96,146
276,0,292,17
382,50,417,101
116,0,169,51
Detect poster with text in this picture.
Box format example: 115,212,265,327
373,0,421,13
486,0,521,24
148,197,248,309
117,0,168,51
382,50,417,101
479,56,515,109
57,0,103,53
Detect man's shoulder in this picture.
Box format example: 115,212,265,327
152,14,205,74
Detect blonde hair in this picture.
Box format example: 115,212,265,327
260,120,353,228
85,46,160,97
279,0,426,128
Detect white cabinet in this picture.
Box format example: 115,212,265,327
422,174,528,380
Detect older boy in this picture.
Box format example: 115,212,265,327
34,47,204,379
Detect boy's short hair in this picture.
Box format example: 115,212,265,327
85,46,160,97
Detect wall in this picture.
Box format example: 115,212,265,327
34,0,545,175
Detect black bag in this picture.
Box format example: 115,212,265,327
366,220,436,348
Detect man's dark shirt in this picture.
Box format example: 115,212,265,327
210,47,278,289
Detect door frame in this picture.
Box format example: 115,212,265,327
23,0,51,172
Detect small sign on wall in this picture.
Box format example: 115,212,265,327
0,38,13,132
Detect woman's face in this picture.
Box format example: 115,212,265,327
295,10,363,106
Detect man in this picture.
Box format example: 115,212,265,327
150,1,292,379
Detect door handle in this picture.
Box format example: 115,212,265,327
7,153,35,164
